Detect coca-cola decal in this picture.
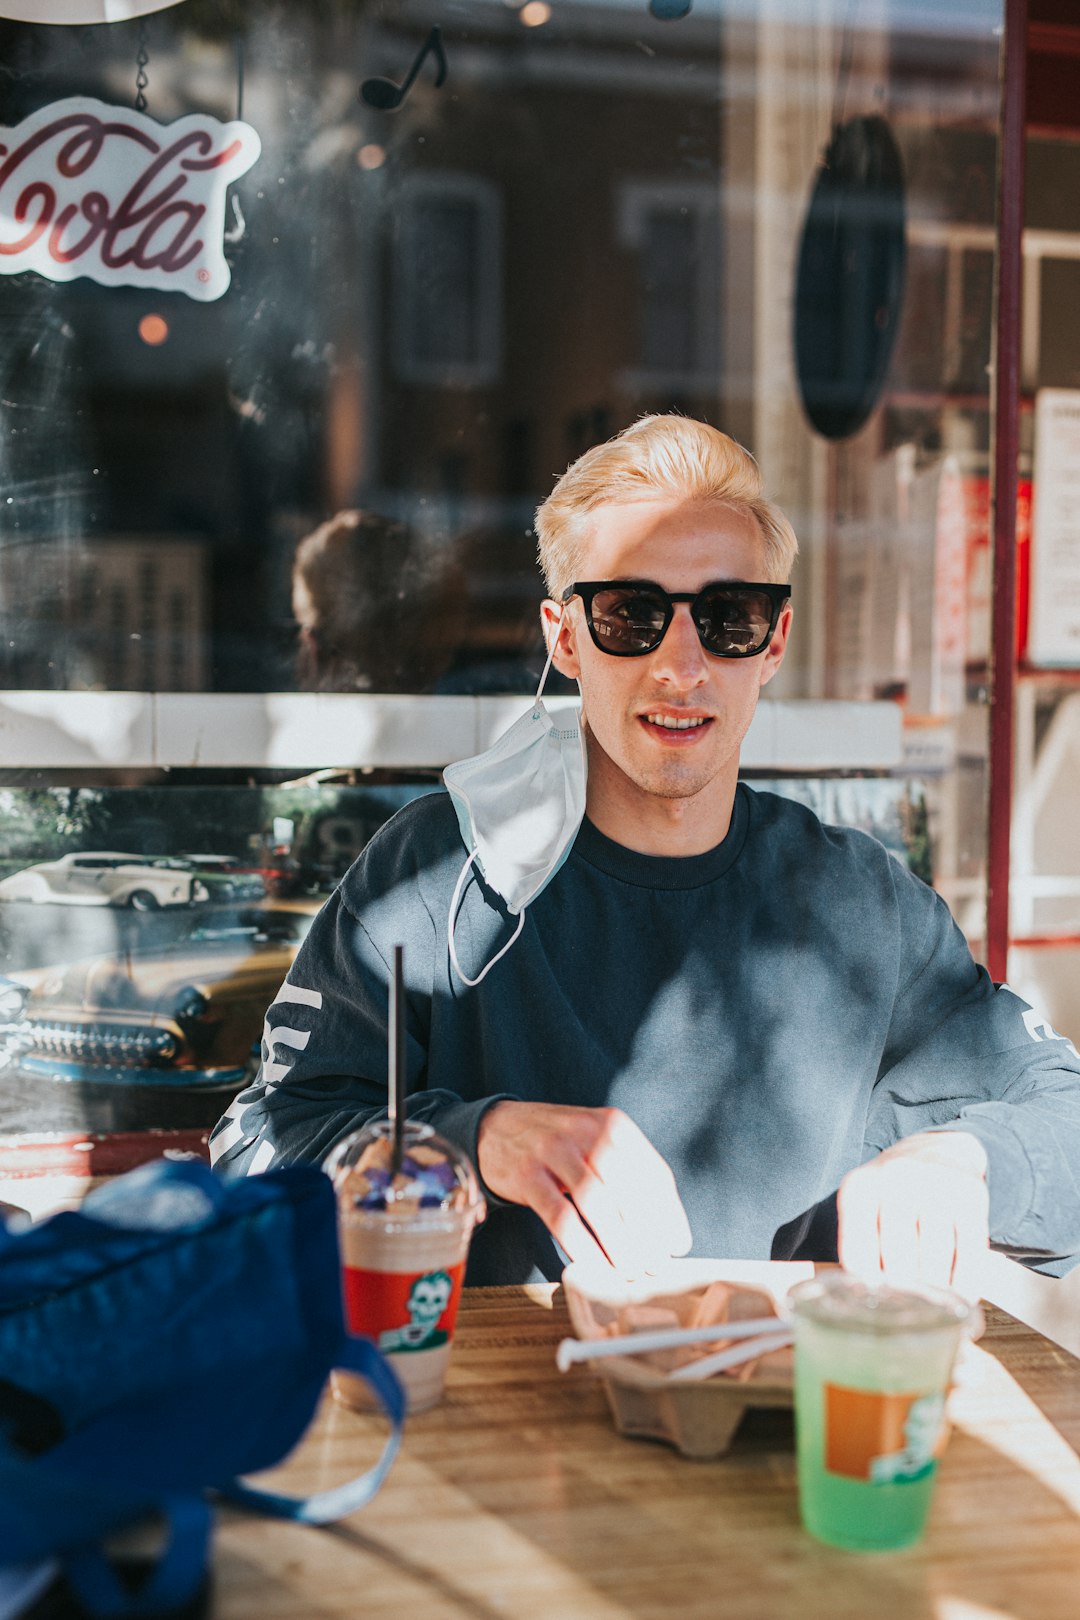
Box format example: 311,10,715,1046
0,96,261,302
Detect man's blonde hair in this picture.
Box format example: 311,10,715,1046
534,415,798,596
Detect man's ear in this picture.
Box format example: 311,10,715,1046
758,601,792,690
540,597,581,680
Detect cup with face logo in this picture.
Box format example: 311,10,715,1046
325,1119,484,1413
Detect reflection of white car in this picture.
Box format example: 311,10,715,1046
0,853,209,911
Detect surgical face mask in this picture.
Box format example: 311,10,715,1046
443,613,587,986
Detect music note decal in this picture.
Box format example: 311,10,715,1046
360,26,449,112
649,0,692,15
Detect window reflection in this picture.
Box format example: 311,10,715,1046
0,2,1003,704
0,783,435,1142
0,773,926,1143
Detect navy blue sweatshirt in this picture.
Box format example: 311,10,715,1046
211,786,1080,1283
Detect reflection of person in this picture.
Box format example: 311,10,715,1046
213,417,1080,1290
292,508,461,692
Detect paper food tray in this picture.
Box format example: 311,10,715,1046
561,1258,815,1459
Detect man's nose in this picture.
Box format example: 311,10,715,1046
651,604,708,686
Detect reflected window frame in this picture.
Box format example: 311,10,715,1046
392,170,504,389
616,178,721,393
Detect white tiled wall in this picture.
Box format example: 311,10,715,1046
0,692,903,772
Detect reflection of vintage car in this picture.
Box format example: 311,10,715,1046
0,853,210,910
0,900,319,1133
178,855,266,901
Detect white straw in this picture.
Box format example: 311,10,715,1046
666,1329,793,1383
555,1315,789,1373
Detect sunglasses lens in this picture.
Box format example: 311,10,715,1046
587,587,669,654
695,588,776,655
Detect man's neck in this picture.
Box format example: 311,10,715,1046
583,751,738,857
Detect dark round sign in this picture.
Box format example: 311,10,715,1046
793,115,907,442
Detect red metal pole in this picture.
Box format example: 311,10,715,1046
985,0,1027,983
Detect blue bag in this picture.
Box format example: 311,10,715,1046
0,1158,405,1618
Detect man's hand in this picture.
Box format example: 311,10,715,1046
477,1101,692,1276
837,1131,990,1302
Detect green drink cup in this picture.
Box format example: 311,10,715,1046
789,1274,974,1551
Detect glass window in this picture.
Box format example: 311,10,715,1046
0,0,1015,1190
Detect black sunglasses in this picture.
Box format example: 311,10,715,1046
562,579,791,659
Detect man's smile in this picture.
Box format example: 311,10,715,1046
639,710,715,742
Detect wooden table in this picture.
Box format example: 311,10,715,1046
217,1284,1080,1620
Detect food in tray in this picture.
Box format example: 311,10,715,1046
561,1261,806,1457
602,1279,792,1381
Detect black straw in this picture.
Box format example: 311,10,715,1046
389,944,405,1172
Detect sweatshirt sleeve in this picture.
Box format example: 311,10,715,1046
208,880,512,1183
865,859,1080,1263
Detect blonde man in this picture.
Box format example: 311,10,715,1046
215,417,1080,1292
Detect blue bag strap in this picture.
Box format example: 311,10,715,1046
218,1336,406,1524
14,1338,402,1617
63,1494,212,1620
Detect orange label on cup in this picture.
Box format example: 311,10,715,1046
342,1262,465,1355
824,1384,946,1483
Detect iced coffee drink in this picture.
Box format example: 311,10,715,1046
325,1119,483,1413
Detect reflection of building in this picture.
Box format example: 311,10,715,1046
364,5,732,513
0,3,1005,697
0,537,206,691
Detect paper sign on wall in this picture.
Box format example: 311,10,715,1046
907,455,967,717
1029,388,1080,668
0,96,260,302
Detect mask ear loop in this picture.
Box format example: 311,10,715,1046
448,851,525,988
539,598,587,729
532,601,566,708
